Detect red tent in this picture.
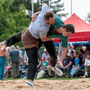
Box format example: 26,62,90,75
53,13,90,42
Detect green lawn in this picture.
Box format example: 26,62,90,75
2,77,90,81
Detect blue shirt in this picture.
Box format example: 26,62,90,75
9,49,19,62
74,58,80,66
29,5,50,39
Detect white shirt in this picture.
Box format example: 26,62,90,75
67,49,76,56
29,5,50,39
84,58,90,66
42,53,50,61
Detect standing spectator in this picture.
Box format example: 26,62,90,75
16,45,23,57
7,45,22,78
84,52,90,77
16,45,23,64
0,44,6,80
70,52,82,77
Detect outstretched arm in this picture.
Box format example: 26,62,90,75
60,47,67,62
40,37,53,42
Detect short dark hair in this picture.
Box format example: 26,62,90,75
63,24,75,33
75,52,79,56
44,11,53,20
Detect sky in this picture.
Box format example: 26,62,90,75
64,0,90,22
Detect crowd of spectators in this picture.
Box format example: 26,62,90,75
36,45,90,78
0,44,90,80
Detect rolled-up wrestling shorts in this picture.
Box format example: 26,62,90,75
21,28,39,49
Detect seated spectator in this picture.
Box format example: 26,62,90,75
56,55,72,77
70,51,75,59
79,46,88,69
42,48,50,62
36,57,48,78
84,52,90,77
36,56,54,78
70,52,82,77
67,45,76,56
41,57,48,70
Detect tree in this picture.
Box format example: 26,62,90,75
0,0,30,42
86,12,90,24
50,0,67,17
36,0,67,18
10,0,67,18
10,0,41,17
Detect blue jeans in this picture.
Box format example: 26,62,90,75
70,66,81,77
0,57,5,80
59,66,71,74
55,66,71,77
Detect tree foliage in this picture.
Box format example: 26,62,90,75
0,0,30,42
86,12,90,24
38,0,67,17
10,0,67,18
0,0,68,44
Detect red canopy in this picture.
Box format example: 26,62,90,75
53,13,90,42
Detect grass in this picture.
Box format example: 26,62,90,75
35,77,88,80
2,77,90,81
1,78,21,81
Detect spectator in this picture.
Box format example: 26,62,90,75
37,53,55,78
16,45,23,64
84,52,90,77
70,52,82,77
68,45,76,56
79,46,88,69
7,45,22,78
6,46,10,58
42,48,50,62
56,55,72,77
36,56,48,78
70,51,75,59
0,43,6,80
16,46,23,56
41,57,48,70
